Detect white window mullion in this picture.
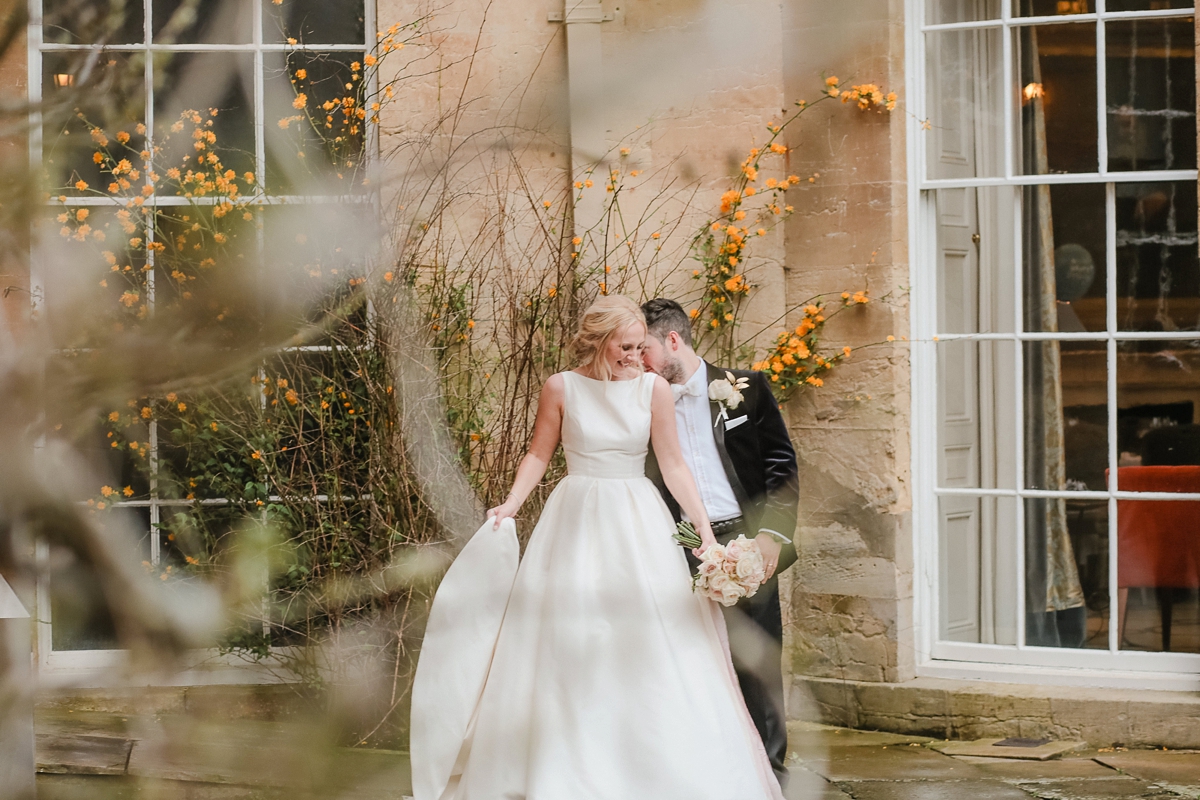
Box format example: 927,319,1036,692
920,5,1193,33
28,0,43,314
1105,181,1118,654
922,168,1200,189
1095,0,1107,176
1011,181,1027,649
253,0,265,191
1002,3,1014,180
144,0,160,567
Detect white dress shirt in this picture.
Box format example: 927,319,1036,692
673,361,790,544
674,360,742,524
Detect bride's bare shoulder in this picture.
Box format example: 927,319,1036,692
647,373,673,406
541,372,567,400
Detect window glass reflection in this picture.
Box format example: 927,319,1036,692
1016,0,1090,15
1114,342,1200,653
43,0,143,45
265,0,366,45
1019,22,1099,175
1024,184,1107,333
152,0,252,44
42,54,146,197
1107,19,1197,173
1116,181,1199,332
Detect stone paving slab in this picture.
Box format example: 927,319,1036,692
124,718,322,787
1094,751,1200,793
1015,777,1186,799
931,738,1087,761
799,744,987,782
787,720,935,752
37,775,288,800
784,764,853,800
37,732,133,775
952,756,1121,780
36,708,136,737
831,779,1034,800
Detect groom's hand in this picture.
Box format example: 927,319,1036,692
755,533,781,579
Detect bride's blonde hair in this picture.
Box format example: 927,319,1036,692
570,295,646,381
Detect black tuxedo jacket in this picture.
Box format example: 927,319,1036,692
647,362,800,573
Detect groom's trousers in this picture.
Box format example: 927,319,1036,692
695,523,788,788
723,574,788,787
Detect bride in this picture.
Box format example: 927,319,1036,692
411,295,785,800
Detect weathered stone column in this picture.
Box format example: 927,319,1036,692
0,575,34,799
563,0,607,242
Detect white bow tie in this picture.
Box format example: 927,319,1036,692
672,382,704,402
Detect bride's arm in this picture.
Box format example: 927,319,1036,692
647,375,717,555
486,374,564,529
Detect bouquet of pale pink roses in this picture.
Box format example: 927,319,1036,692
673,522,767,607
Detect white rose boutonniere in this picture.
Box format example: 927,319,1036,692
708,371,750,427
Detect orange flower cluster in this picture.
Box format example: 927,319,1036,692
691,75,893,352
694,143,803,333
279,40,399,181
822,76,897,111
751,292,869,398
59,108,258,327
840,83,898,112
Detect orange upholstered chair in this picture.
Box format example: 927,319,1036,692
1111,466,1200,650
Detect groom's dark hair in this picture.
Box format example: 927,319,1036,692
641,298,694,346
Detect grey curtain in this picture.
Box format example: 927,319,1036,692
1019,19,1087,647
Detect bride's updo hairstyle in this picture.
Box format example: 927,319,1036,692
570,295,646,381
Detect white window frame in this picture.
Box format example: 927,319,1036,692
907,0,1200,690
27,0,379,681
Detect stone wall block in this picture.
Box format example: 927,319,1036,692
787,591,900,682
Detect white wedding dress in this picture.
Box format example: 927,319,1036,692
411,371,785,800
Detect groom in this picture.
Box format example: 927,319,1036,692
641,298,800,787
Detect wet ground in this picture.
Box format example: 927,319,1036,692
33,712,1200,799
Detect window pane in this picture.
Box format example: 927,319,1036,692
42,53,146,197
1108,0,1193,12
264,0,366,45
43,0,143,45
1019,23,1099,175
1027,496,1099,647
938,494,1018,645
1116,492,1200,654
263,51,369,194
50,507,151,651
1116,339,1200,467
152,0,252,44
1023,184,1106,332
1025,340,1108,491
152,207,262,346
938,340,1018,490
924,28,1006,181
260,203,372,340
156,383,262,503
153,52,257,184
38,206,151,345
1115,181,1199,332
1014,0,1091,15
1106,18,1197,173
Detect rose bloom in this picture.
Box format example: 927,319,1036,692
706,572,731,594
708,380,734,403
720,582,745,607
736,548,765,580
